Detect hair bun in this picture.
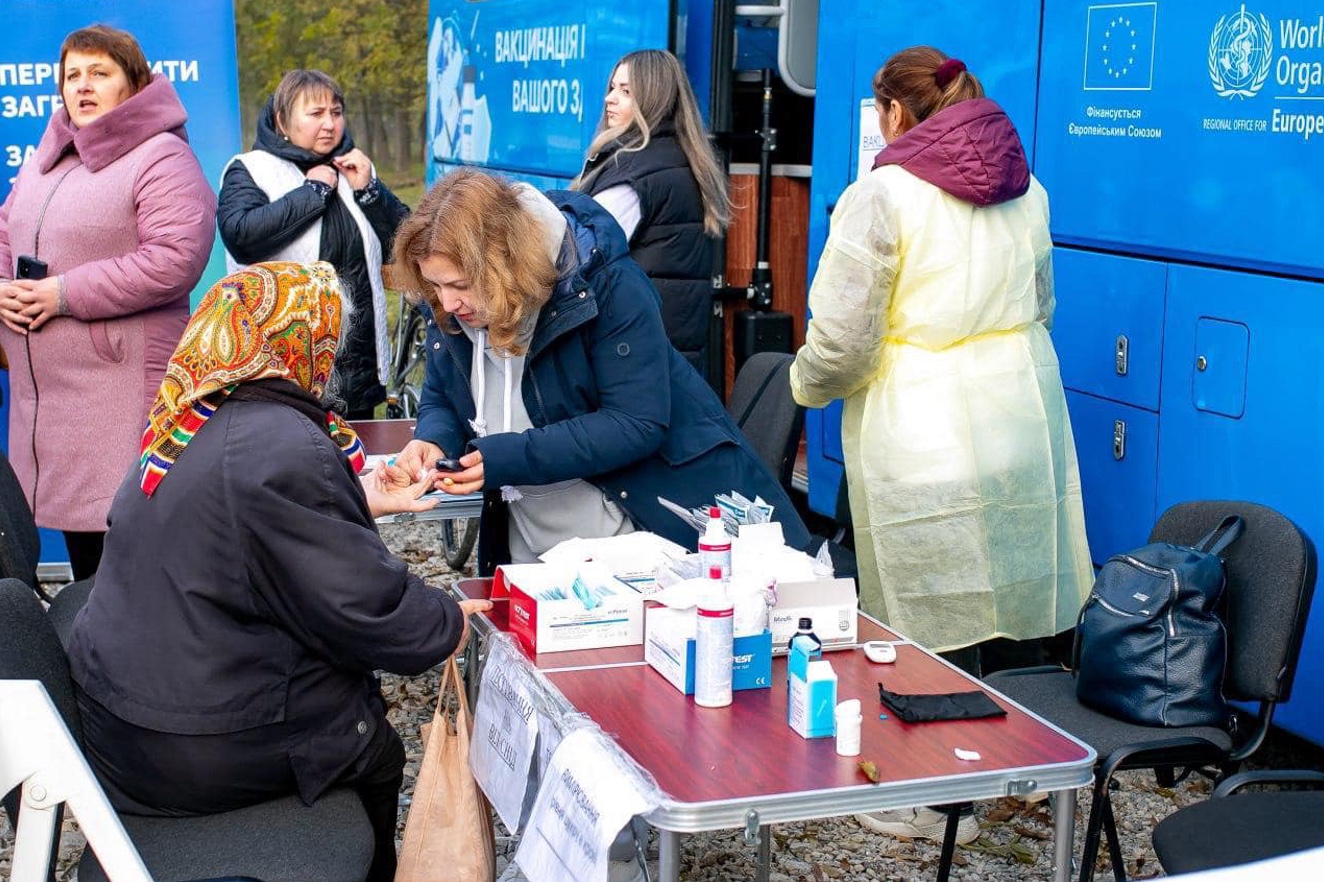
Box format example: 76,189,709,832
934,58,967,89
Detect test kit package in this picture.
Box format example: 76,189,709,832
771,578,859,652
493,563,644,654
787,638,838,739
644,605,772,695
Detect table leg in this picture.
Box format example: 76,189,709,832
1052,788,1078,882
755,824,771,882
658,830,681,882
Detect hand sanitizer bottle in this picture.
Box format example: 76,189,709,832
695,565,733,708
698,506,731,582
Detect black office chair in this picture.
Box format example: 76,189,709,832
985,501,1317,882
727,351,804,490
0,449,47,601
46,577,95,649
1151,769,1324,874
0,578,376,882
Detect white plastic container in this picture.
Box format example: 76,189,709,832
694,566,734,708
698,506,732,582
835,699,863,756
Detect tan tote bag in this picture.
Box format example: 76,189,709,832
396,656,496,882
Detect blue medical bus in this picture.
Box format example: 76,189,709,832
431,0,1324,746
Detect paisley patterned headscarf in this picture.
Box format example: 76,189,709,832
138,261,365,495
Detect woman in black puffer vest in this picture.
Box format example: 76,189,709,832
573,50,730,382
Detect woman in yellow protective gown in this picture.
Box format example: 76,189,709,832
792,47,1093,667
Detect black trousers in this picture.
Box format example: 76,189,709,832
76,688,405,882
62,530,105,581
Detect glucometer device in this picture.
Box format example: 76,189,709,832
862,640,897,664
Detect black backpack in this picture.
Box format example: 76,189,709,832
1073,516,1244,728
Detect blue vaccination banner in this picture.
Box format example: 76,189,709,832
1037,0,1324,279
0,0,240,567
427,0,670,186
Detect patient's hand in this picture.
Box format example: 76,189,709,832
361,461,439,518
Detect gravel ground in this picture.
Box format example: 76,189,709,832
5,518,1322,881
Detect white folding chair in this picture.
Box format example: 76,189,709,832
1,679,152,882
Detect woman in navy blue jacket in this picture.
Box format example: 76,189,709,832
388,169,808,574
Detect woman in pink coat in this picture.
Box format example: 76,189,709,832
0,24,216,579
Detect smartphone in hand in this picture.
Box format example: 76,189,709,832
436,456,463,472
16,255,48,280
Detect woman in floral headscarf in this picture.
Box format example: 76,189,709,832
68,262,490,882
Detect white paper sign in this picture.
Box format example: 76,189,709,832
537,708,562,778
470,643,540,831
514,728,657,882
858,97,885,182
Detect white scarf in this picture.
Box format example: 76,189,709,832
222,150,391,387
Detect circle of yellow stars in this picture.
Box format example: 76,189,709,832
1101,17,1140,78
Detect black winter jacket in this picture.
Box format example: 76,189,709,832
69,390,464,800
217,104,409,414
580,124,713,378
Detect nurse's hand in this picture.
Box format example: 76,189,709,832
389,439,444,484
435,449,485,496
361,461,438,518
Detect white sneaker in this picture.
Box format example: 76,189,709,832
607,858,646,882
855,806,980,845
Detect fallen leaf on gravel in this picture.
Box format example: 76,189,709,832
812,862,827,881
1029,809,1054,825
1013,824,1050,840
1009,842,1037,865
985,806,1017,823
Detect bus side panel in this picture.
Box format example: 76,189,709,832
1158,266,1324,742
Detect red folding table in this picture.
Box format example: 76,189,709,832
453,578,1094,882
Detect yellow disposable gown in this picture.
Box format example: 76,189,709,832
790,167,1092,652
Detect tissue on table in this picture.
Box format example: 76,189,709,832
539,532,688,592
648,576,771,637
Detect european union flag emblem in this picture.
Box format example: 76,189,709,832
1083,2,1158,91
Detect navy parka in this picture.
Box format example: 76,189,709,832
414,191,809,573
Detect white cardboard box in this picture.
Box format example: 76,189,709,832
770,577,858,652
644,605,773,694
493,563,644,654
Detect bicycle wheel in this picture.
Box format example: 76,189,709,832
441,517,479,570
385,306,429,419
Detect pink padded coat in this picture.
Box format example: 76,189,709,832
0,74,216,531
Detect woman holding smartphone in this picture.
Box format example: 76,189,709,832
0,24,215,580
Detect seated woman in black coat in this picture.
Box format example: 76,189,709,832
67,261,490,882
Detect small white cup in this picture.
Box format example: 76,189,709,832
835,699,863,757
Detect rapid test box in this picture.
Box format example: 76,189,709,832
644,605,773,694
770,578,859,652
787,638,837,739
492,563,644,654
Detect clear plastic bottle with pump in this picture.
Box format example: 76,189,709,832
694,565,734,708
698,506,731,582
